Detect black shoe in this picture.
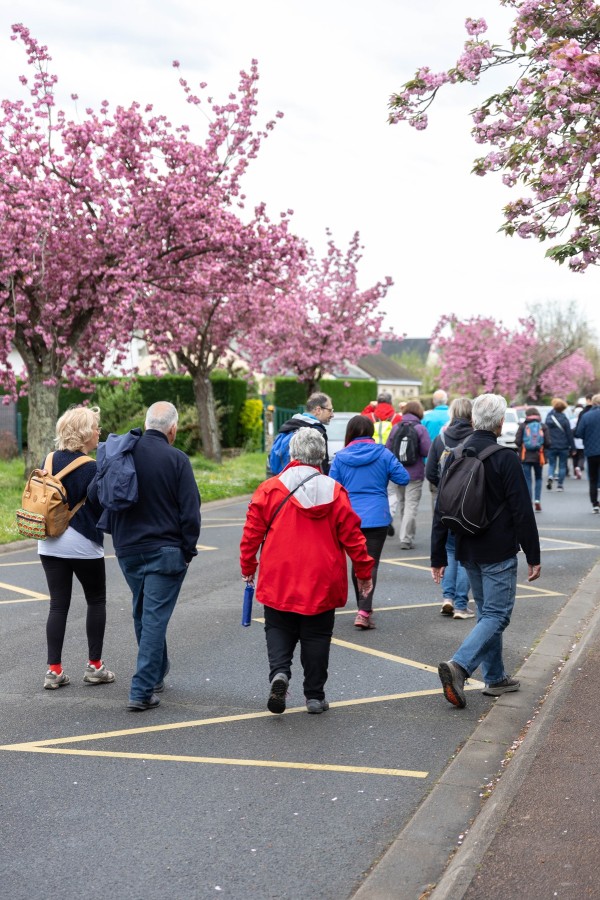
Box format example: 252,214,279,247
127,693,160,711
306,698,329,714
387,524,395,537
437,660,467,708
546,477,553,490
482,677,520,696
267,673,289,714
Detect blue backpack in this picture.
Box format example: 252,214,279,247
95,428,142,530
522,420,543,450
268,431,293,475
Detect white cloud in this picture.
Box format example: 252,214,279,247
1,1,598,341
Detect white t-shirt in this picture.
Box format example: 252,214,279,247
38,525,103,559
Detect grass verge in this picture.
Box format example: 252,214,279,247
0,452,267,545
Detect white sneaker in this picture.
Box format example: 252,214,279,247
453,609,475,620
83,663,115,684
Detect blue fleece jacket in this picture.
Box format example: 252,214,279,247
329,438,409,528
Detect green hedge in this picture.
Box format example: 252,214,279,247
18,373,247,448
320,379,376,412
274,378,307,410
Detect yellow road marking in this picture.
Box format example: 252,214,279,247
0,581,48,601
0,745,427,778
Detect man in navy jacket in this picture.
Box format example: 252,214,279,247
575,394,600,513
109,401,201,710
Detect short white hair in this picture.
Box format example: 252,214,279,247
146,401,178,434
289,427,325,465
472,394,507,431
432,389,448,407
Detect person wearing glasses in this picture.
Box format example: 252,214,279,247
39,406,115,691
268,392,334,475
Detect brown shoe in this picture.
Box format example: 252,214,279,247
354,612,375,629
441,600,454,616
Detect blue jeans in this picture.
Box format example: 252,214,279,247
547,448,569,486
118,547,188,702
453,557,518,686
522,460,542,502
441,532,470,610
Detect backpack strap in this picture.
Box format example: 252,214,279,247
46,454,94,517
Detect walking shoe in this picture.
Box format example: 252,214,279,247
267,673,289,714
453,609,475,620
546,477,553,490
354,612,375,629
400,541,413,550
44,670,70,690
387,524,395,537
83,663,115,685
306,698,329,714
127,694,160,711
155,659,171,693
437,660,467,708
440,600,454,616
594,506,600,515
482,677,520,696
556,485,564,492
575,467,582,479
534,500,542,511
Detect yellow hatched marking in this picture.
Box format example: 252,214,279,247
0,560,41,568
541,537,596,550
0,581,48,602
0,746,427,778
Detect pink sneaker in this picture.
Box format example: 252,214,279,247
354,612,375,629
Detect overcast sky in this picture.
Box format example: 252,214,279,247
1,1,599,342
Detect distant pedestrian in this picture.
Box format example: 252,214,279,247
330,415,409,629
569,404,585,478
545,398,575,492
268,392,333,476
575,393,600,513
240,428,374,715
40,406,115,691
515,407,551,512
386,400,431,549
431,394,541,707
93,401,201,711
425,397,474,619
422,389,450,441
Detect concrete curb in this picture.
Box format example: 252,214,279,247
352,562,600,900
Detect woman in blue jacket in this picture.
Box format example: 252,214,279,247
330,415,409,629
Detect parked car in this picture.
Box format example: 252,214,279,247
325,412,360,459
498,407,520,450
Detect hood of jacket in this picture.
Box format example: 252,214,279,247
277,462,338,519
331,438,387,468
279,414,325,435
442,418,473,445
370,402,396,422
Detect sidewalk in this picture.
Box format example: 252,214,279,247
354,559,600,900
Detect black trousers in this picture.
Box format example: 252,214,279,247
588,455,600,507
351,525,388,613
41,555,107,665
264,605,335,701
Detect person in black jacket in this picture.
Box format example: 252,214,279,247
95,401,201,711
431,394,541,708
40,405,114,691
545,398,575,491
425,397,474,619
515,407,552,512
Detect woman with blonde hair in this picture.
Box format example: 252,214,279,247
545,398,575,492
39,406,115,690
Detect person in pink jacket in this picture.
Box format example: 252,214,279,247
240,428,374,715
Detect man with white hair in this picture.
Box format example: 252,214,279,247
423,389,450,441
240,427,374,715
431,394,541,708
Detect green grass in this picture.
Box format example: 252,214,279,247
0,452,267,545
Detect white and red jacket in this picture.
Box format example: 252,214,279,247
240,461,374,615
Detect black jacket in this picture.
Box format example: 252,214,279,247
279,415,330,474
45,450,104,545
431,430,541,567
425,418,473,487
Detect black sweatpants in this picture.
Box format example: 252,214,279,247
41,555,107,665
351,525,388,613
264,606,335,701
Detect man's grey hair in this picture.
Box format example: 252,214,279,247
432,389,448,407
592,394,600,406
305,392,331,413
377,390,392,404
289,427,326,465
146,401,179,434
472,394,507,431
449,397,472,422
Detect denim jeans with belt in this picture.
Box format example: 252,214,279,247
453,557,518,686
118,547,188,702
441,532,470,611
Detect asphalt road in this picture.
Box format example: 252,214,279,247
1,477,599,900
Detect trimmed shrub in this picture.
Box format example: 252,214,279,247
320,379,376,412
274,378,307,410
239,399,264,451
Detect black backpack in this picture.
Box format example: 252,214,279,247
391,421,420,466
437,443,507,536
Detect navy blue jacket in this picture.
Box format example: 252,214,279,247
44,450,104,545
545,410,574,452
575,405,600,457
329,438,409,528
431,430,540,567
97,430,201,562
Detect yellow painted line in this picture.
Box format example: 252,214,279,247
195,544,218,551
0,746,428,778
541,538,596,550
0,581,48,600
0,560,41,567
336,602,441,615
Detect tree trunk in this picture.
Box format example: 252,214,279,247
24,368,61,472
193,372,222,462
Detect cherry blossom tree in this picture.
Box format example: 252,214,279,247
246,231,393,397
389,1,600,271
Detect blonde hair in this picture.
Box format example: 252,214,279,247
55,406,100,451
551,398,568,412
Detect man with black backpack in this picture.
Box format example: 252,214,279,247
431,394,541,708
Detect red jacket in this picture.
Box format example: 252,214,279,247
240,462,374,615
361,402,402,426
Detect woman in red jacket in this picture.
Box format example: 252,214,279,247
240,427,374,715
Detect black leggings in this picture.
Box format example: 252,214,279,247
41,556,107,665
351,525,388,614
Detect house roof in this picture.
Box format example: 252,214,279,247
357,353,421,383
